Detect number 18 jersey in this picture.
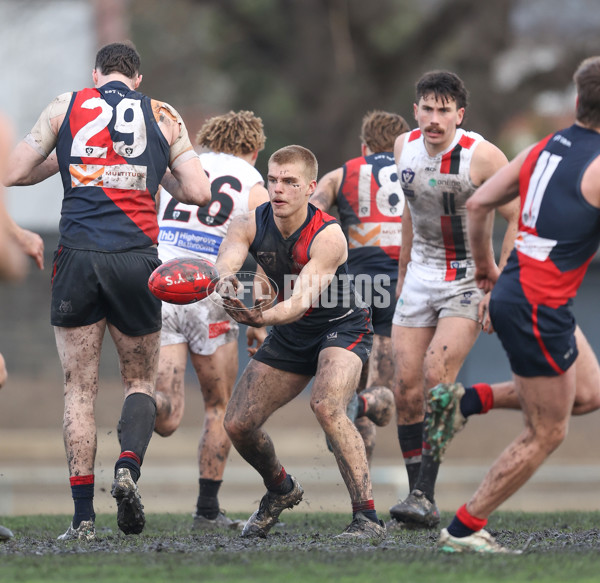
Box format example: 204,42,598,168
157,151,264,263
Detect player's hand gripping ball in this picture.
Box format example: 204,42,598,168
148,257,219,304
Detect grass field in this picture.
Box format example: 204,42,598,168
2,511,600,582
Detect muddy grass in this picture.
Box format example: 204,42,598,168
2,512,600,557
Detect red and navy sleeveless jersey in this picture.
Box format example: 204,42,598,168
493,124,600,309
55,81,170,251
337,152,402,278
250,202,367,333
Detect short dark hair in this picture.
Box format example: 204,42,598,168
416,70,469,112
94,42,141,79
360,110,410,153
574,56,600,127
268,145,318,182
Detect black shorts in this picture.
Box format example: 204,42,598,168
253,307,374,376
51,246,162,336
489,297,577,378
353,276,396,337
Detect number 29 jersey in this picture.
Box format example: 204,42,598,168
157,151,264,263
56,81,171,252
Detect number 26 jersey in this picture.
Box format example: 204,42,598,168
157,151,264,263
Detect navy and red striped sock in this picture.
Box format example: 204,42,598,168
70,474,95,527
265,467,293,495
447,503,488,537
352,499,378,523
459,383,494,418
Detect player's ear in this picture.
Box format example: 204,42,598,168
134,74,143,89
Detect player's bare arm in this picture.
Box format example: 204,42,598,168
309,167,342,211
5,95,67,186
153,100,211,207
215,212,257,295
246,263,272,355
580,153,600,208
224,223,348,328
467,148,528,293
397,204,413,299
247,183,270,210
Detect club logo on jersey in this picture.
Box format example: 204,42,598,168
401,168,415,184
257,251,276,267
327,332,338,340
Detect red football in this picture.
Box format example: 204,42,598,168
148,257,219,304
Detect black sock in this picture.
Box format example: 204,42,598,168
459,387,483,418
116,393,157,480
196,478,222,519
398,423,423,492
414,451,439,502
70,477,95,528
266,468,293,495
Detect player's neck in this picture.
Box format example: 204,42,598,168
273,207,308,239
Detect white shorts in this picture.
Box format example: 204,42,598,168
161,293,239,356
392,262,484,327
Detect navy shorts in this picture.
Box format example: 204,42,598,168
353,277,396,338
51,246,162,336
489,297,577,378
253,307,374,376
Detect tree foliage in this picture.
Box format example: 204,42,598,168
130,0,600,175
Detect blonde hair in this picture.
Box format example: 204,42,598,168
268,145,318,182
196,110,266,155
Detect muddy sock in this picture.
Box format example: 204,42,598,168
352,500,378,523
196,478,222,519
398,422,423,492
414,417,439,501
70,475,95,527
447,503,488,537
116,393,157,480
265,467,293,495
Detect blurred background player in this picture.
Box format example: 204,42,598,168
437,55,600,553
5,42,211,541
0,112,45,541
309,110,408,462
153,110,269,530
389,70,518,529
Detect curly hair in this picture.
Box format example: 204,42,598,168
196,110,266,156
360,110,410,153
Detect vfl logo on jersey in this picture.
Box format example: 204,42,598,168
401,168,415,184
58,300,73,313
327,332,338,340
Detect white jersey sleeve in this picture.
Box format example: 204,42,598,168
157,151,264,263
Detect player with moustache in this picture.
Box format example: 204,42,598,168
214,145,386,541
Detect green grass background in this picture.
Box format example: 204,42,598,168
2,512,600,582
